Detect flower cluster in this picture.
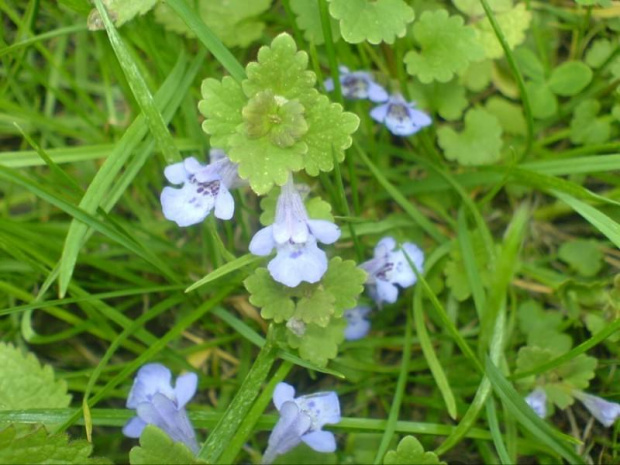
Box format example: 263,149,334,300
160,149,242,227
249,176,341,287
325,67,431,137
263,382,341,464
123,363,199,453
524,388,620,427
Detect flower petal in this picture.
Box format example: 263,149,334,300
307,219,341,245
576,391,620,427
344,307,372,341
525,388,547,419
273,382,296,411
122,416,147,438
214,186,235,220
324,77,335,92
375,279,399,304
301,430,337,453
174,372,198,409
370,102,389,123
127,363,174,409
262,401,311,464
268,241,328,287
163,162,188,184
367,82,389,103
296,391,341,429
161,185,214,227
249,226,276,256
374,237,396,258
183,157,203,174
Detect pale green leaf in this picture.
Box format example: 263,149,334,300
154,0,272,48
484,96,526,136
514,47,545,82
287,317,347,367
548,61,593,96
574,0,612,6
585,39,614,69
245,268,296,323
383,435,445,464
558,240,603,277
459,60,493,92
322,257,367,316
437,108,503,165
129,425,206,464
329,0,414,45
404,10,484,83
444,232,492,301
199,77,246,149
0,426,110,464
569,99,611,145
475,4,532,60
290,0,340,44
409,79,468,121
525,81,557,119
452,0,512,17
87,0,158,29
517,300,563,337
0,343,71,410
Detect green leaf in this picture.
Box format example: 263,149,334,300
383,435,445,464
444,232,491,301
287,317,347,367
452,0,512,17
290,0,340,44
459,60,493,92
525,81,557,119
87,0,158,29
404,10,484,84
154,0,271,48
569,99,611,145
409,79,468,121
245,268,296,323
548,61,593,96
437,108,503,166
475,4,532,59
199,77,246,149
484,96,526,136
517,300,563,337
322,257,367,314
129,425,206,464
558,240,603,277
0,343,71,410
574,0,612,6
514,47,546,82
329,0,414,45
0,426,110,464
585,39,614,69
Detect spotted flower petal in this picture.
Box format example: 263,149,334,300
325,66,388,102
575,391,620,427
371,94,432,136
344,306,372,340
525,388,547,419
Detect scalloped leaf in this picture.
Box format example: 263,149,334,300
0,426,110,464
475,4,532,59
409,79,468,121
329,0,414,45
0,342,71,410
452,0,512,17
322,257,367,315
404,10,484,84
485,97,526,136
558,240,603,278
199,77,246,149
154,0,271,48
525,81,557,119
569,99,611,145
290,0,340,44
287,317,347,367
129,426,206,464
87,0,157,29
245,268,296,323
383,435,446,465
437,108,503,166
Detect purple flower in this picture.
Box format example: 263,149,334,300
574,391,620,427
160,149,242,227
360,237,424,306
262,382,341,464
123,363,199,453
249,176,340,287
370,94,432,136
343,306,371,340
525,388,547,419
324,66,388,102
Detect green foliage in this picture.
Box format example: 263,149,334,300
245,258,366,326
87,0,158,29
485,97,527,136
452,0,512,17
585,39,615,68
574,0,612,6
129,426,206,464
290,0,340,44
409,79,468,121
383,435,445,465
474,4,532,59
286,317,347,367
569,99,611,145
154,0,272,48
199,33,359,194
525,81,557,119
329,0,415,44
548,62,593,96
517,301,563,337
0,343,71,410
0,426,110,464
444,232,491,301
558,240,603,277
405,10,484,83
437,108,503,165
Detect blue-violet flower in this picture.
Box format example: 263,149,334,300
123,363,199,453
370,94,432,137
160,149,242,227
343,305,372,341
249,176,341,287
262,382,341,464
524,387,547,419
324,66,388,102
360,237,424,306
574,391,620,427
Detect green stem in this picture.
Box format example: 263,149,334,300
198,326,278,462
